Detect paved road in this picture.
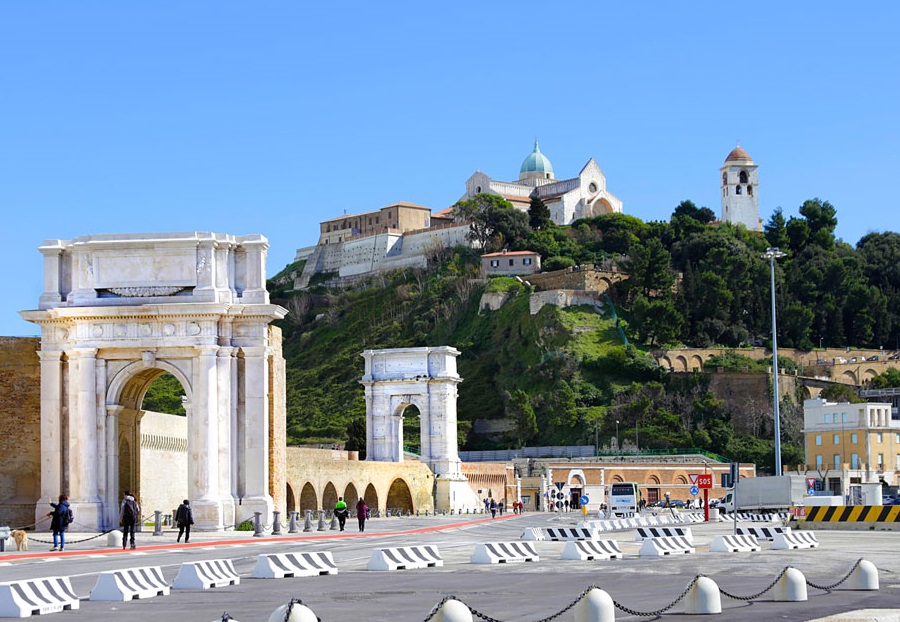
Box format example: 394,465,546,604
1,512,898,621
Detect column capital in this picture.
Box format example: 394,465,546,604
67,347,99,359
195,345,220,357
240,345,269,358
106,405,125,417
38,350,64,362
216,346,236,357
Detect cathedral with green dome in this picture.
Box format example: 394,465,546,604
461,141,622,225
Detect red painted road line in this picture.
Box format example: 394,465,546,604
0,514,522,562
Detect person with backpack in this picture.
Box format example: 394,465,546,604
119,490,140,550
48,494,72,552
175,499,194,544
355,498,368,532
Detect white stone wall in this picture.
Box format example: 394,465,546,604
529,290,603,315
139,410,189,520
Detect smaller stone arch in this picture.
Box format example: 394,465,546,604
675,355,688,372
299,482,317,513
862,368,879,381
659,356,673,371
386,478,414,514
647,475,660,485
323,482,339,510
612,474,624,483
343,483,360,510
691,355,704,371
286,483,296,513
567,470,586,486
675,475,688,485
364,483,379,511
841,370,858,384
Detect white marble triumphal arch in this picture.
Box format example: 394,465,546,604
20,232,287,531
360,347,478,511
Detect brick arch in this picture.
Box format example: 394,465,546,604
299,482,317,513
691,355,704,371
841,370,858,384
343,483,360,509
323,482,339,510
386,478,414,514
286,482,296,513
674,355,688,372
647,475,660,485
861,367,879,381
364,483,379,509
675,475,688,484
612,474,624,483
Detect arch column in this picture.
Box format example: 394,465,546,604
217,346,237,526
105,405,124,530
238,345,274,520
35,350,64,526
66,347,103,528
190,345,223,530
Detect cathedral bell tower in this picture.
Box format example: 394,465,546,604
720,145,760,231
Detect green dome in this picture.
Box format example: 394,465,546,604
520,141,554,175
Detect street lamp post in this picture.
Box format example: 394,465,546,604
615,420,619,451
763,247,787,475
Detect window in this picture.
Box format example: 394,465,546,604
851,453,859,469
523,257,532,265
739,171,749,184
736,185,742,195
816,455,823,468
834,454,841,469
851,433,858,444
748,185,753,196
878,453,884,467
476,186,482,193
896,433,900,443
722,173,727,185
509,259,514,266
897,454,900,469
815,435,822,446
490,260,499,268
877,432,883,443
589,182,598,193
824,414,832,423
842,413,848,423
833,434,839,444
375,217,380,224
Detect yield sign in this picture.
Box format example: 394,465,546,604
689,474,699,485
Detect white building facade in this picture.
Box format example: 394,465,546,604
720,145,761,231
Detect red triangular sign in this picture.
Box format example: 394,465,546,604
689,474,699,485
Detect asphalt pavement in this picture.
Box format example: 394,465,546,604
1,510,898,621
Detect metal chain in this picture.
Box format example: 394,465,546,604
719,566,790,601
613,576,700,617
284,597,323,622
806,558,863,591
27,513,158,546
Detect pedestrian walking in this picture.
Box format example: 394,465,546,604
48,494,72,552
489,498,497,519
334,497,348,531
356,498,368,532
119,490,140,550
175,499,194,543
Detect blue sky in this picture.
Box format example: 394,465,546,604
2,2,898,336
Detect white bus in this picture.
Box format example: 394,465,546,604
609,482,640,517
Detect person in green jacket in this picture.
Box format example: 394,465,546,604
334,497,349,531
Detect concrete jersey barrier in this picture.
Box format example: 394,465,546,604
367,546,443,571
0,577,80,617
709,534,761,553
541,527,599,541
638,536,695,556
471,542,539,564
771,531,819,550
560,539,623,561
89,566,170,601
635,526,694,544
253,552,338,578
173,559,241,589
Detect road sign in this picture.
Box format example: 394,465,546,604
556,492,565,500
554,482,565,491
689,474,699,485
808,488,816,495
807,477,817,489
696,474,713,489
690,485,699,496
580,495,589,505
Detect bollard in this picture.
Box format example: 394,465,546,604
846,559,879,590
684,576,721,614
107,531,120,548
253,511,264,537
435,598,474,622
317,510,327,531
386,509,391,517
303,510,313,532
267,601,318,622
289,511,299,534
153,510,163,536
272,510,282,535
329,513,339,531
426,510,430,517
574,588,615,622
774,567,807,601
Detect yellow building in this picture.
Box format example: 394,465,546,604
318,202,432,245
802,398,900,498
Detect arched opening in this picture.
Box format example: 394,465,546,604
344,483,360,511
364,483,379,511
747,185,753,196
386,478,413,515
736,185,742,195
648,475,660,485
323,482,338,510
400,404,421,455
722,173,727,185
299,482,318,513
612,475,624,483
739,170,748,184
286,483,296,513
675,475,687,484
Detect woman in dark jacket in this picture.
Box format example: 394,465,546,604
48,495,71,551
356,498,368,532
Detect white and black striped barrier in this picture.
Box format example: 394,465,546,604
522,527,599,541
737,526,790,541
635,526,694,544
638,536,695,556
560,539,623,561
89,566,170,601
772,531,819,550
0,577,80,616
470,542,539,564
173,559,241,589
367,546,443,571
709,534,761,553
253,552,338,578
